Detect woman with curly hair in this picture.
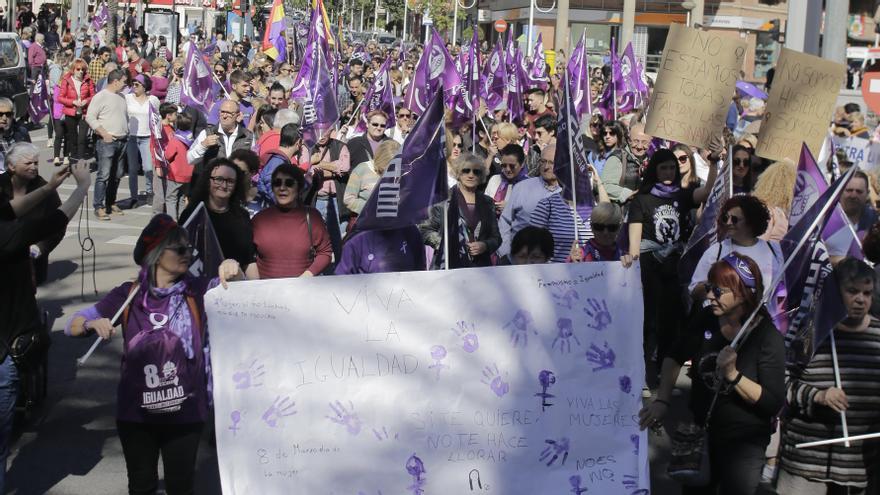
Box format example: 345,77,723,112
689,195,783,303
752,161,796,242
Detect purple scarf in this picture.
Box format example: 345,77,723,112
136,267,196,359
493,167,529,203
650,183,680,199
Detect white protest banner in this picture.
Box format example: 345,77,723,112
827,135,880,173
206,263,648,494
645,23,746,148
756,48,846,164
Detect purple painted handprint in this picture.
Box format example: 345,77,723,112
569,475,588,495
450,321,479,353
630,434,639,456
585,341,616,371
539,437,570,466
327,400,363,435
535,370,556,411
480,363,510,398
619,375,632,394
229,410,242,436
552,287,580,309
504,309,538,348
372,426,399,442
406,453,427,495
233,359,266,389
261,396,297,428
552,318,581,354
427,345,449,380
584,298,612,331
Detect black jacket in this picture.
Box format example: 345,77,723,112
420,186,501,269
347,134,388,170
190,124,254,191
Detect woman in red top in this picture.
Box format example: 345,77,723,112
249,164,332,279
56,58,95,161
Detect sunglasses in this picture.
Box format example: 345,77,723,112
272,178,297,188
591,223,619,233
676,155,689,163
210,176,236,187
500,162,519,169
705,283,731,299
398,113,412,119
733,158,749,167
603,130,617,136
460,168,483,176
0,111,12,118
370,122,387,128
165,244,194,256
721,213,741,225
452,142,463,149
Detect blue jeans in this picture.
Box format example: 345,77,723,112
94,138,128,210
0,356,19,493
127,136,153,198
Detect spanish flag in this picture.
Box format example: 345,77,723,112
262,0,287,61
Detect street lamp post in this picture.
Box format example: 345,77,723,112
451,0,476,47
527,0,555,57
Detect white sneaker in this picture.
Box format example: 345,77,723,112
641,386,652,399
761,463,777,483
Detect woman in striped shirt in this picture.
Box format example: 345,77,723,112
777,258,880,493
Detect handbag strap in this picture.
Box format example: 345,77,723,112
304,207,316,262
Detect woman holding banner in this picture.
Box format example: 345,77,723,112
777,258,880,494
639,253,785,495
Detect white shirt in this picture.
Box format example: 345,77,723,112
688,238,783,294
125,93,159,137
187,125,241,163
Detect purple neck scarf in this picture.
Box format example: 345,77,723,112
137,267,195,359
650,183,680,199
493,167,528,203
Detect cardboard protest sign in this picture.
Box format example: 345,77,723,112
206,263,648,494
646,23,746,148
756,49,846,164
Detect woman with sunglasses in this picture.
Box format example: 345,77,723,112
56,57,95,164
731,145,754,195
179,158,255,270
485,122,518,177
689,196,782,305
66,213,222,495
597,120,641,204
639,253,785,495
125,74,160,210
445,130,465,188
421,154,501,269
249,164,332,278
569,202,622,262
672,143,702,189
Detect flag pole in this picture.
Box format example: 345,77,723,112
76,287,140,366
729,166,858,350
562,67,579,245
211,71,231,99
796,430,880,449
829,331,852,447
727,145,733,197
443,201,450,271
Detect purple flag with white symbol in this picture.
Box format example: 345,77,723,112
481,41,507,112
506,35,526,122
678,160,730,284
356,57,396,134
300,45,338,145
567,33,592,120
554,71,594,215
27,70,49,123
354,90,448,232
528,33,549,91
614,41,649,114
450,31,480,129
291,4,333,101
403,28,461,115
91,3,109,31
180,45,215,114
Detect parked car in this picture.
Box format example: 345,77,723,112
0,32,28,120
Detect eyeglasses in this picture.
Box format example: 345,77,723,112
705,283,731,299
452,142,463,149
591,223,619,233
721,213,741,225
210,176,236,187
460,168,483,176
676,154,689,164
272,178,297,188
733,158,749,167
370,122,387,128
165,244,194,256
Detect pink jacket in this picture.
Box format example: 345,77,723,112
51,84,63,120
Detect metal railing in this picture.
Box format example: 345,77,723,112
478,0,722,14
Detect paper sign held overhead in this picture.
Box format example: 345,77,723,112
645,23,747,148
756,48,846,164
206,263,649,495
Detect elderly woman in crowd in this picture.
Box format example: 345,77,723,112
689,195,783,302
248,164,332,278
66,214,215,495
569,202,623,262
624,149,717,383
485,144,528,217
344,140,400,230
484,122,519,176
179,158,255,269
0,142,63,285
421,153,500,269
777,258,880,494
751,161,796,242
639,253,785,494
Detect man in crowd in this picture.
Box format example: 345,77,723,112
527,115,556,176
348,110,389,168
256,108,300,165
828,171,878,263
85,69,129,221
88,46,112,84
0,98,30,171
207,70,254,128
524,88,555,138
188,99,254,185
387,104,413,145
27,32,46,80
124,43,151,81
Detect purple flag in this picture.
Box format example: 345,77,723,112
356,57,396,133
300,45,338,146
567,33,592,120
91,3,109,31
148,101,169,172
528,33,549,91
182,202,225,280
506,35,526,122
678,160,731,284
180,45,215,114
554,71,595,215
481,41,507,113
450,31,480,129
777,166,854,371
354,90,448,232
27,70,49,123
291,4,333,101
614,41,649,114
403,28,461,115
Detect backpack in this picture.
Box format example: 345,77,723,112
119,284,204,416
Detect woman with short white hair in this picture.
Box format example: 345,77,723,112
420,153,501,268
